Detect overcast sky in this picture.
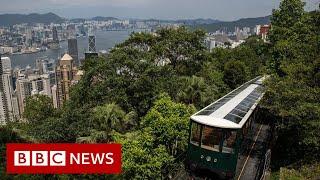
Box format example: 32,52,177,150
0,0,318,20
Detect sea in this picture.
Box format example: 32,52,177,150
8,30,136,68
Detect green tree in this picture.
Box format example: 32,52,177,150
262,0,320,169
141,94,196,156
70,27,209,118
23,94,56,123
198,61,229,102
223,60,247,89
114,130,173,180
77,103,136,143
268,0,307,75
269,0,305,43
177,76,207,107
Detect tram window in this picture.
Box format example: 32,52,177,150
222,131,237,153
201,126,222,152
190,122,201,145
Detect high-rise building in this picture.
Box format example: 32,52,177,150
85,35,98,60
51,85,58,108
16,74,52,116
68,38,79,64
52,27,59,43
88,35,96,52
36,57,54,74
55,53,79,107
0,57,18,124
11,94,20,119
16,78,32,115
67,24,76,38
25,28,32,46
1,57,12,73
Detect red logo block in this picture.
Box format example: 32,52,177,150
6,143,122,174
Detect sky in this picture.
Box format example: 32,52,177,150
0,0,318,20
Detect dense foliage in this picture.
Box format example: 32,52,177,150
262,0,320,173
5,1,319,177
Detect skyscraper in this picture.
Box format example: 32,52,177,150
68,38,79,65
52,26,59,43
67,24,76,38
0,56,18,124
88,35,96,52
85,35,98,60
25,28,32,46
55,53,78,107
16,78,32,116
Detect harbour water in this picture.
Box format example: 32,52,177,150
8,30,133,68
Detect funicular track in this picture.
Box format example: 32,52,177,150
234,121,271,180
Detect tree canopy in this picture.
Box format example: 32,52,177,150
262,0,320,170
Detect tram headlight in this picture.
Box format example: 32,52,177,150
206,156,211,162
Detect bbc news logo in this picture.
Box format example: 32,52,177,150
14,151,67,166
6,144,121,174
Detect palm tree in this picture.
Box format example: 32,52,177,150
177,76,207,106
76,103,136,143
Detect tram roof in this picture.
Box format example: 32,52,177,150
191,76,266,129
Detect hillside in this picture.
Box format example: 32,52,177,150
0,13,64,26
192,15,271,32
91,16,118,21
174,18,221,25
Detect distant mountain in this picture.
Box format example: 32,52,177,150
175,18,221,25
192,15,271,32
69,16,118,23
135,18,220,25
0,13,64,26
69,18,86,23
91,16,119,21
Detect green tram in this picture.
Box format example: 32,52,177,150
186,77,265,179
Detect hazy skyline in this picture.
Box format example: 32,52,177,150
0,0,318,20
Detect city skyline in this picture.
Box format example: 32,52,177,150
0,0,318,21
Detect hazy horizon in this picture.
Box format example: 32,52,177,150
0,0,318,21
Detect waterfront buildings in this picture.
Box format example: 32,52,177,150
68,38,79,65
0,35,83,121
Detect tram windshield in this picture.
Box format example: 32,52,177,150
222,131,237,153
201,126,222,152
